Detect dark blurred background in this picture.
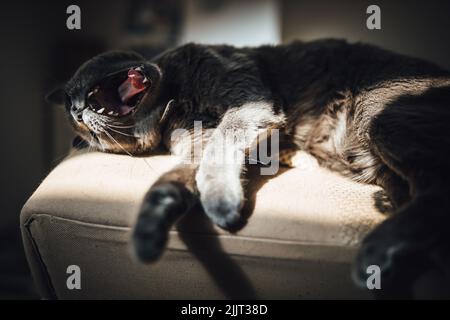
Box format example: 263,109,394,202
1,0,450,299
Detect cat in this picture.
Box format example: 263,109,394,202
48,39,450,298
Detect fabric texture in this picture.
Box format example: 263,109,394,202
21,149,386,299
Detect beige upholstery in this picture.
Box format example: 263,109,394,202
21,149,385,299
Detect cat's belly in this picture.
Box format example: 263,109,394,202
292,108,383,184
290,77,450,184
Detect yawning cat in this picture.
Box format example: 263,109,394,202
49,39,450,298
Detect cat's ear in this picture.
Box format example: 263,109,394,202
45,85,66,105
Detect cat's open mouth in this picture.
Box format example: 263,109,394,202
86,66,150,117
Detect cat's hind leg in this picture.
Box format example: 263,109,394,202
354,86,450,298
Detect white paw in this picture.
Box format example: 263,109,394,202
196,167,244,229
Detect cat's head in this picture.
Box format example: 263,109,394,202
49,51,169,154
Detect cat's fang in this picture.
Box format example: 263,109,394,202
97,108,105,114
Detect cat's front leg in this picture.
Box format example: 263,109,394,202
196,102,285,230
132,124,207,262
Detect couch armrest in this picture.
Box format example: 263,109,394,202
21,149,385,299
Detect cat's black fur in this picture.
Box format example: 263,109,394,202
52,39,450,298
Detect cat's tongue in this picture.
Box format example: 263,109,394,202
119,105,134,116
118,69,148,104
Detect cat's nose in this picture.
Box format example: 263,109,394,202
71,105,84,122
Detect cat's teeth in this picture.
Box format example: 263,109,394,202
97,108,105,114
135,66,143,71
87,91,93,98
143,77,148,83
108,111,114,115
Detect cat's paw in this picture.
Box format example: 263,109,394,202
352,218,429,298
353,232,411,289
201,188,243,230
132,202,169,263
196,169,244,230
131,185,182,262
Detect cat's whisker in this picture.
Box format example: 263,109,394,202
87,136,94,152
98,138,106,152
101,129,133,157
101,129,159,174
73,140,83,149
104,125,136,138
92,132,106,152
106,123,136,129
